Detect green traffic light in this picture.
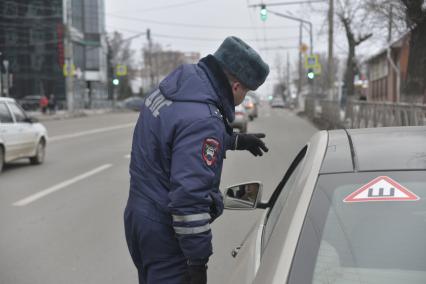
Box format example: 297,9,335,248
260,5,267,21
307,72,315,80
113,79,120,86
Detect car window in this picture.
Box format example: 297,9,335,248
0,102,14,123
288,171,426,284
261,146,307,252
8,103,27,122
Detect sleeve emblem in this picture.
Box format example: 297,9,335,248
202,138,220,166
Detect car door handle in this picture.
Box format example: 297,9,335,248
231,246,241,258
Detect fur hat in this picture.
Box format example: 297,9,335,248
213,36,269,90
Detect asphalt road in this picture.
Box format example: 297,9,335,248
0,104,317,284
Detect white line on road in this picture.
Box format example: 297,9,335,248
49,123,134,142
12,164,113,207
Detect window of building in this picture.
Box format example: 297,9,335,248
86,47,100,70
73,43,85,70
5,28,18,45
84,0,99,34
72,0,84,31
27,1,45,16
4,2,18,17
30,28,46,44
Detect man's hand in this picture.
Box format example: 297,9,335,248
235,133,269,156
187,264,207,284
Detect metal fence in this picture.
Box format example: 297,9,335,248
304,97,426,129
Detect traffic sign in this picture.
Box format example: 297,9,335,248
116,64,128,77
300,43,308,54
305,54,319,69
63,63,76,77
343,176,420,203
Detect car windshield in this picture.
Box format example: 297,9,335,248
289,171,426,284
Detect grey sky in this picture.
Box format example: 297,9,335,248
105,0,384,95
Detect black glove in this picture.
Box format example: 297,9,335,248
235,133,269,156
187,264,207,284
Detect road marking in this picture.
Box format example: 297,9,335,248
49,123,134,142
12,164,113,207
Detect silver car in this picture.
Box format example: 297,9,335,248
230,105,249,133
224,126,426,284
0,98,48,172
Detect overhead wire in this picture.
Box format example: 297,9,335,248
124,0,210,13
107,13,297,30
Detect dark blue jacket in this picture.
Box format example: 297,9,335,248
128,55,236,260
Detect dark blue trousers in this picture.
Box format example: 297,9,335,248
124,194,189,284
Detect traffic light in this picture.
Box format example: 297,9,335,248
307,68,315,80
260,4,267,21
112,78,120,86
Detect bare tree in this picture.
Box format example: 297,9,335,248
314,52,340,95
107,31,136,99
336,0,373,99
366,0,406,41
400,0,426,101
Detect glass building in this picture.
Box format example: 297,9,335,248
0,0,108,109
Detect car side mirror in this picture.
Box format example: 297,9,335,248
223,182,262,210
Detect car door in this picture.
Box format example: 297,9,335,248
6,102,35,158
0,101,20,162
228,146,308,284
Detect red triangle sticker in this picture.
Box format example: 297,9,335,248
343,176,420,203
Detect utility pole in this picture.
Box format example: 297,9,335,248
146,28,155,89
298,23,303,99
287,52,291,98
64,0,74,112
328,0,335,99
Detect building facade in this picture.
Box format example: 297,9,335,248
0,0,108,109
366,32,410,103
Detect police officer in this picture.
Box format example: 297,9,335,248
124,36,270,284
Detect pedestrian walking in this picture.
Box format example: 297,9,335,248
124,36,270,284
48,94,56,114
39,95,48,114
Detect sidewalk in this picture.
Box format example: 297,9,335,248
27,109,118,122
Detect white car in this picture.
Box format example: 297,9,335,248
0,97,48,172
223,126,426,284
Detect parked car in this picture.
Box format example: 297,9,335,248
270,96,286,108
0,98,48,172
243,95,258,120
18,95,42,111
230,105,248,133
223,126,426,284
119,96,145,111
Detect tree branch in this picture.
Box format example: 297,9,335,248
355,33,373,45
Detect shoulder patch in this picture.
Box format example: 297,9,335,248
207,104,223,120
202,138,220,166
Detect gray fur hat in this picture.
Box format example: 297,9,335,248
213,36,269,90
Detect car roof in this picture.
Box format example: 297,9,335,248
0,97,16,103
320,126,426,173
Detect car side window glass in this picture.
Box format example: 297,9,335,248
8,103,27,122
261,153,305,252
0,103,13,123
